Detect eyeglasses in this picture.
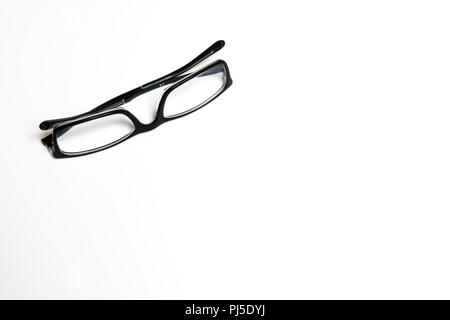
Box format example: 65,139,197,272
39,40,233,158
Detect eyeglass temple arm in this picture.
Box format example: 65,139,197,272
39,40,226,130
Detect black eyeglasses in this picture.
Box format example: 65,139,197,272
39,40,233,158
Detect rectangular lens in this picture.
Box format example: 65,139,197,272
163,65,226,117
57,114,135,153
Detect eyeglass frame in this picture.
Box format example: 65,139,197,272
40,40,233,158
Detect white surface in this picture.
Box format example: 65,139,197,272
1,0,450,299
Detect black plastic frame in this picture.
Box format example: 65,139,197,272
40,41,232,158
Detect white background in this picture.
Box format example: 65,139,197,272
1,0,450,299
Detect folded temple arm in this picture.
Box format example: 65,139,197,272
39,40,226,130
